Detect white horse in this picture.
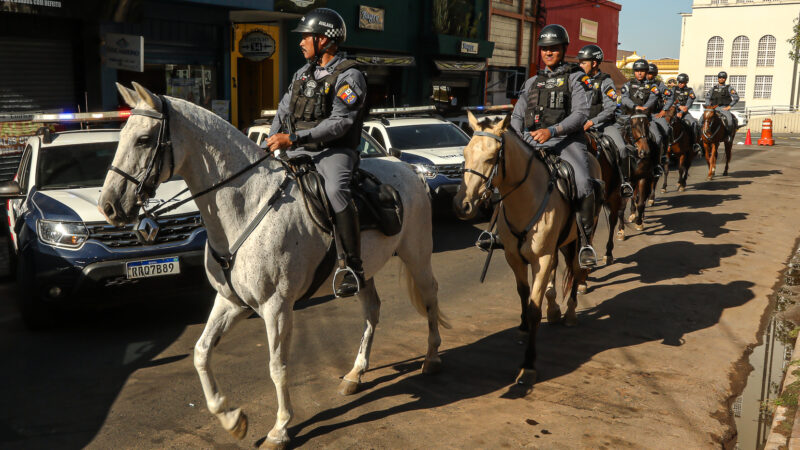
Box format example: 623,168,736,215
99,82,449,448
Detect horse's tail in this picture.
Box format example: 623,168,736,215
399,261,451,329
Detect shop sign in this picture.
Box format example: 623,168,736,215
354,55,415,66
460,41,479,55
275,0,326,14
579,18,598,43
0,121,49,156
103,33,144,72
358,6,384,31
239,31,276,62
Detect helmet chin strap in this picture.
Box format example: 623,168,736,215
307,35,336,69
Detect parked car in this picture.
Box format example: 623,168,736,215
363,107,470,206
0,114,208,329
688,102,748,128
447,105,514,136
246,121,389,159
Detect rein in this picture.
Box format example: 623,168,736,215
465,130,537,204
702,112,722,142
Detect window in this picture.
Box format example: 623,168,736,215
729,75,746,98
369,127,386,148
754,75,773,98
704,75,717,97
730,36,749,67
757,35,776,66
706,36,724,67
37,142,119,190
384,124,470,150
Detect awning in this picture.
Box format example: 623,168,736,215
353,54,415,66
434,60,487,72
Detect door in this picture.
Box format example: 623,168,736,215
237,58,275,131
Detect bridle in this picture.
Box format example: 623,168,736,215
461,129,536,204
109,96,174,209
628,113,650,159
702,109,722,141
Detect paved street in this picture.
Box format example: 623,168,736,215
2,142,800,449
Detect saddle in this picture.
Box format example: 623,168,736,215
288,154,404,236
541,151,604,205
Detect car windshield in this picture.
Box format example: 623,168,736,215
358,133,386,157
385,123,469,150
37,142,118,189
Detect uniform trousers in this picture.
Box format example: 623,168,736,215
540,136,593,198
288,147,358,213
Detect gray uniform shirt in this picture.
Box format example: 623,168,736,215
653,81,675,111
269,53,366,151
619,80,657,116
588,75,618,127
673,86,696,109
511,64,591,148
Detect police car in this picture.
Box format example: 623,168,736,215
0,111,207,329
447,105,514,136
688,102,748,128
363,106,469,206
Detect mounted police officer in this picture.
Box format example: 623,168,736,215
267,8,367,297
706,71,740,137
672,73,702,154
511,24,600,268
577,44,633,198
646,63,674,169
619,59,663,173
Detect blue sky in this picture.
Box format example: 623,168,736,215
616,0,694,59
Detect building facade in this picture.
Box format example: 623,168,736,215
679,0,800,109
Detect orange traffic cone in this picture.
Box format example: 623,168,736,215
745,128,752,145
758,118,775,146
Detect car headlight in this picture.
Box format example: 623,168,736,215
37,220,88,248
412,163,438,179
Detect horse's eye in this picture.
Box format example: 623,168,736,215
136,136,151,146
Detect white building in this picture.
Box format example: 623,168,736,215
679,0,800,110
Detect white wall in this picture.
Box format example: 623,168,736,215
679,0,800,108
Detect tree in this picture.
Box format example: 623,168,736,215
788,17,800,61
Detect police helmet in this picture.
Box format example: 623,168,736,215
537,24,569,47
292,8,347,43
718,71,728,79
632,59,649,72
577,44,604,62
677,73,689,84
648,63,659,75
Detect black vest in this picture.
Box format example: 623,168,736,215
288,59,363,150
628,79,652,107
709,84,732,106
588,72,611,119
673,87,693,106
524,63,580,131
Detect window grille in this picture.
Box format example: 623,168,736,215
729,75,746,98
706,36,724,67
733,396,742,418
704,75,716,97
757,35,776,66
730,36,749,67
754,75,773,98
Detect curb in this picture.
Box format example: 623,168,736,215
765,329,800,449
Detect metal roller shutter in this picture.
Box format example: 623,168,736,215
0,37,75,113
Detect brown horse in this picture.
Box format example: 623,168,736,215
700,106,734,180
585,129,623,265
662,105,696,192
620,112,658,238
453,111,601,389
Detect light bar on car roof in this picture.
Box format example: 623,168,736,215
369,105,437,115
31,110,131,123
462,104,514,112
260,109,278,118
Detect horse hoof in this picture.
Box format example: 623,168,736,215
616,231,625,241
660,188,667,194
635,224,644,231
647,199,655,207
628,213,636,223
706,176,713,181
604,255,614,265
515,368,537,387
678,186,686,192
260,439,288,450
228,412,248,441
547,306,562,324
545,286,557,303
577,283,588,295
422,358,442,375
723,171,728,176
564,314,578,327
338,379,360,396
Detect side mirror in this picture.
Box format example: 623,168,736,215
388,148,401,158
0,180,24,198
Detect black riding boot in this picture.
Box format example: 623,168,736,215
333,201,365,298
619,153,633,198
576,191,598,269
692,125,703,155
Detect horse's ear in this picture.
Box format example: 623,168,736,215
496,112,511,131
116,82,139,108
132,82,162,112
467,110,479,131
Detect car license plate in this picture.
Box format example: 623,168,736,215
126,257,180,279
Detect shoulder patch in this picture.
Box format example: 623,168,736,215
580,75,591,86
689,92,696,99
604,86,617,99
337,84,357,105
651,86,659,94
730,88,736,94
664,89,671,96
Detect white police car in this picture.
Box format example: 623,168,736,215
688,102,748,128
447,104,514,137
363,106,469,206
0,112,207,329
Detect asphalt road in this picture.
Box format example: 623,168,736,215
2,140,800,449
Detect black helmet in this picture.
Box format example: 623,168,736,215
292,8,347,43
648,63,658,75
677,73,689,84
577,44,604,62
632,59,649,72
537,24,569,47
717,71,728,79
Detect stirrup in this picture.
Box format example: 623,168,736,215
578,245,598,269
620,182,634,198
654,165,664,177
475,230,503,252
333,266,362,298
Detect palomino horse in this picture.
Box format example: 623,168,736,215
585,129,623,265
99,83,449,449
620,112,658,238
700,105,734,180
662,105,696,192
453,112,601,388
